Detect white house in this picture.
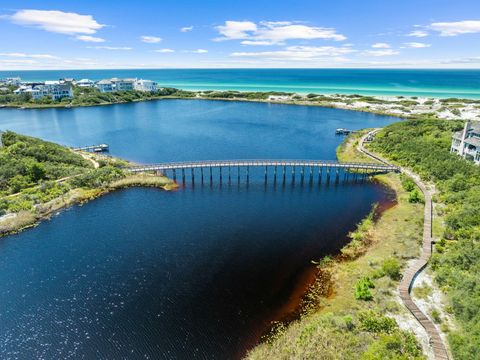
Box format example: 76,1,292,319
134,79,158,92
14,83,73,101
96,79,113,92
96,78,136,92
74,79,95,87
111,78,135,91
0,77,21,86
451,121,480,165
47,83,73,100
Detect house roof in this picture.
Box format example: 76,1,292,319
467,121,480,133
465,137,480,148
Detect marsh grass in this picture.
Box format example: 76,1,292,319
246,135,424,360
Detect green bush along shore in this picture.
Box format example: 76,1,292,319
369,119,480,360
0,131,174,235
247,129,425,360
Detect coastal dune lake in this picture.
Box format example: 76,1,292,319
0,100,399,359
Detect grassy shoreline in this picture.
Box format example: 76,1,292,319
0,131,177,237
0,173,177,238
247,131,427,359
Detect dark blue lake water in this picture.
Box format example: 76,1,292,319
0,100,399,359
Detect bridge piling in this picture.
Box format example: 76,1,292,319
209,167,213,185
191,168,195,185
173,169,177,182
219,167,222,184
228,166,231,184
182,168,185,184
201,167,204,184
273,165,277,184
291,166,296,184
264,166,268,184
282,166,286,185
246,166,249,184
237,166,240,184
326,167,331,183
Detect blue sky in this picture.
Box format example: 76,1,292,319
1,0,480,69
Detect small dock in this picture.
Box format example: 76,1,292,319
335,128,355,135
73,143,109,152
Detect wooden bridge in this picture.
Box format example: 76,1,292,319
127,160,399,184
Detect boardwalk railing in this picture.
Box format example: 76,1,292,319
127,159,399,185
127,159,399,173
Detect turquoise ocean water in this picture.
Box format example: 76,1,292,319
1,69,479,98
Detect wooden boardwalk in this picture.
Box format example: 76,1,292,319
127,159,399,173
359,129,449,360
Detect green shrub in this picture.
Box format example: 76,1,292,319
355,277,375,301
370,119,480,360
361,330,423,359
358,310,397,333
408,189,422,203
382,258,402,281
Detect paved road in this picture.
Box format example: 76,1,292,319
359,129,450,360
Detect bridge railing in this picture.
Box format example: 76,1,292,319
126,159,399,172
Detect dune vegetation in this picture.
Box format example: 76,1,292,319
247,130,426,360
369,119,480,360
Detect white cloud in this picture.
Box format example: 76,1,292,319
231,45,355,60
181,26,193,32
216,21,257,40
430,20,480,36
241,40,277,46
403,42,431,48
363,49,399,57
215,20,346,44
87,46,132,50
372,43,391,48
76,35,105,43
141,35,162,43
155,49,175,53
0,59,38,64
0,52,58,59
188,49,208,53
8,9,105,35
407,30,428,37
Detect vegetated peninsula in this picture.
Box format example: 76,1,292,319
1,79,480,121
0,131,176,236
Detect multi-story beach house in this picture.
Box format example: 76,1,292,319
134,79,158,92
14,83,73,101
96,79,114,92
451,120,480,165
96,78,135,92
74,79,95,87
96,78,157,92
